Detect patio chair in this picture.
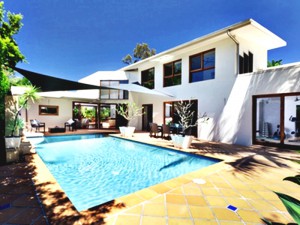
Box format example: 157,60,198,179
149,123,161,138
30,119,45,133
162,124,171,140
64,118,76,131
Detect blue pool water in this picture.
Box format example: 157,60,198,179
31,135,219,211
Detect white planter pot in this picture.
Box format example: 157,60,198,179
5,136,21,148
171,135,193,149
119,126,135,137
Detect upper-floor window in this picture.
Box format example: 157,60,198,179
100,80,128,100
141,68,155,89
189,49,215,83
239,51,253,74
164,60,182,87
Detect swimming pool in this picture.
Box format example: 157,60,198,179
32,134,219,211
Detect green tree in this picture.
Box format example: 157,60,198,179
267,59,282,67
0,1,25,165
122,43,156,64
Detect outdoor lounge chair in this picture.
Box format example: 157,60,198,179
149,123,161,138
30,119,45,133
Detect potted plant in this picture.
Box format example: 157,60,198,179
5,85,40,148
116,102,144,137
171,100,204,149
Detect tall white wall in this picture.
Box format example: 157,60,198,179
135,38,237,134
216,63,300,146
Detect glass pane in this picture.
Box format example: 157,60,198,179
203,51,215,68
101,81,110,87
164,78,173,87
174,61,181,74
148,68,154,80
110,90,119,99
203,68,215,80
165,103,172,117
255,97,280,144
164,63,173,77
110,105,116,118
100,90,109,99
191,55,201,70
110,81,119,86
284,96,300,146
173,75,181,86
191,71,203,82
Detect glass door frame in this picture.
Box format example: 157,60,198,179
252,92,300,149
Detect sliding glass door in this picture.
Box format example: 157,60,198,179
253,93,300,147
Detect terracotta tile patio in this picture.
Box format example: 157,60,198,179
0,131,299,225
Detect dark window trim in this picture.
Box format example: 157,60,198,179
163,59,182,87
189,49,215,83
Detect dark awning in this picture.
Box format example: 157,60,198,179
13,67,111,92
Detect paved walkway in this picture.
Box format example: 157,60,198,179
0,132,299,225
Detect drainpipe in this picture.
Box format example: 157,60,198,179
227,30,239,76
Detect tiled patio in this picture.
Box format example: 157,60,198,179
0,131,299,225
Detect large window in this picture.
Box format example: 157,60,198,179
141,68,155,89
189,49,215,83
164,60,181,87
100,80,128,100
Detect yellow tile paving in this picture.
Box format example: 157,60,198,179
168,218,193,225
211,207,241,221
185,195,207,206
5,132,299,225
143,203,166,216
166,204,191,218
193,219,218,225
189,206,215,219
141,216,167,225
114,215,140,225
237,209,264,223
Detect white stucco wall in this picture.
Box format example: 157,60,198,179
216,63,300,146
22,97,77,131
134,38,237,132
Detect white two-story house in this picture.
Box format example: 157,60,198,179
22,18,300,148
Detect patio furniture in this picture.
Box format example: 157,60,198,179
149,123,161,138
162,124,171,140
30,119,45,133
64,118,76,131
49,127,66,133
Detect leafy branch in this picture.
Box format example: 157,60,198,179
116,102,144,126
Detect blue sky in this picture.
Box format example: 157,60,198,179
5,0,300,81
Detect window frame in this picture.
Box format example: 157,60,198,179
141,67,155,89
39,105,59,116
100,80,129,100
189,49,215,83
163,59,182,87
